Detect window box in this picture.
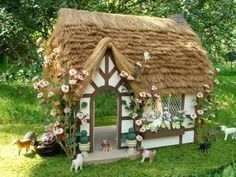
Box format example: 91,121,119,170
141,128,185,139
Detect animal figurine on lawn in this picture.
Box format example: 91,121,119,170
138,147,156,163
101,139,112,152
206,128,219,140
70,153,83,172
220,125,236,140
13,138,32,156
24,131,36,144
199,140,211,154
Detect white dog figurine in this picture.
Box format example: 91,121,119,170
220,125,236,140
70,154,83,172
139,147,156,163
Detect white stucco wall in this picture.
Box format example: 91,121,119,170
141,136,180,149
121,120,133,133
184,94,196,114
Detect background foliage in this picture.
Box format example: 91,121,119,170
0,0,235,66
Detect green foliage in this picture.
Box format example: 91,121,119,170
127,128,136,140
81,102,88,108
80,130,89,144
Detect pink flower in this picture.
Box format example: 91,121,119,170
119,71,129,78
54,128,64,135
75,74,84,80
64,107,71,114
61,84,70,93
135,120,142,126
197,92,203,98
81,119,87,125
139,127,146,133
48,91,54,98
127,75,134,80
151,85,157,91
139,92,146,98
135,98,142,104
69,80,77,85
69,69,77,76
190,113,197,119
136,135,143,141
76,112,84,119
81,70,89,76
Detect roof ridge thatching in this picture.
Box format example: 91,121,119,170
46,8,214,97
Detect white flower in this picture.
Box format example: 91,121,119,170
197,92,203,98
208,70,214,75
54,128,64,135
119,71,129,78
136,135,143,142
190,113,197,119
151,85,157,91
64,107,71,114
132,113,138,119
61,84,70,93
48,91,54,98
136,62,142,67
81,70,89,76
37,92,43,98
74,74,84,80
144,51,151,61
203,84,210,89
76,112,84,119
81,119,87,125
69,69,77,76
146,92,152,98
33,83,39,90
127,75,134,80
210,114,216,118
214,79,219,85
135,120,142,126
69,80,77,85
139,92,146,98
50,109,57,116
216,68,220,73
139,127,146,133
172,116,179,120
135,98,142,104
197,110,204,115
37,48,44,53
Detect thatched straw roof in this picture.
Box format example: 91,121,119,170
46,8,214,97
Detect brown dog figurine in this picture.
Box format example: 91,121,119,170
139,147,156,163
101,139,112,152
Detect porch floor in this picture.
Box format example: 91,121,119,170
83,125,139,164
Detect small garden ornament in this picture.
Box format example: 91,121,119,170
101,139,112,152
70,153,83,172
206,128,219,140
199,140,211,154
220,125,236,140
138,147,156,163
13,138,32,156
78,130,90,157
126,128,137,154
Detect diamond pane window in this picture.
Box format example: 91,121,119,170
162,94,182,116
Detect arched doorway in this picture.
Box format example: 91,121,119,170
93,87,120,151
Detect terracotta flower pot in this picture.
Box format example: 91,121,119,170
126,139,137,154
78,142,90,157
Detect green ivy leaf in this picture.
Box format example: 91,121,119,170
74,130,80,137
122,100,127,105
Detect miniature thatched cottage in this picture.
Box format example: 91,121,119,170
46,8,213,152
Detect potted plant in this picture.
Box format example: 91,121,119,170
126,128,137,154
78,130,90,157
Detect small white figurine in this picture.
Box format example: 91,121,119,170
70,154,83,172
139,147,156,163
220,125,236,140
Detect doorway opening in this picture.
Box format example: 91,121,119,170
94,88,118,151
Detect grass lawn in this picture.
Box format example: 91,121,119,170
0,64,235,176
